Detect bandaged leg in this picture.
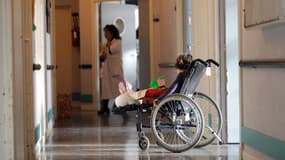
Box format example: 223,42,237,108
115,92,137,107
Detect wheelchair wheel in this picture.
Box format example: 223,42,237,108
191,92,223,147
151,94,204,153
138,136,150,151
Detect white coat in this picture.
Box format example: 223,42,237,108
101,39,124,99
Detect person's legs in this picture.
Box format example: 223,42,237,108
98,99,110,115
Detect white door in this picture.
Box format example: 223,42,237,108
45,0,56,126
33,0,47,147
101,3,138,89
46,33,54,124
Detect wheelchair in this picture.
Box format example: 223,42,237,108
115,59,223,153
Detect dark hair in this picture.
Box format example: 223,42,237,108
104,24,121,40
175,54,192,70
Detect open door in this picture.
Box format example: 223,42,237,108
33,0,48,153
45,0,56,132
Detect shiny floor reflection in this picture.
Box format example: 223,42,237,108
40,111,240,160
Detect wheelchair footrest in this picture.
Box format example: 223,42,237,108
112,104,140,114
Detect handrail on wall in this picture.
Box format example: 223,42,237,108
159,63,175,68
239,60,285,68
243,6,285,29
78,64,92,69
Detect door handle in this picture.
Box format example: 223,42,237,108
33,64,41,71
47,65,55,70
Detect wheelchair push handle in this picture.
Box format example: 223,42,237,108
206,59,219,67
192,59,219,67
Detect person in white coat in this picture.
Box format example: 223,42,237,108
98,24,124,115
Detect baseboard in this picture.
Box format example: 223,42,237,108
46,119,54,138
242,127,285,159
242,145,272,160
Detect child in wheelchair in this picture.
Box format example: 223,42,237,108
113,54,192,113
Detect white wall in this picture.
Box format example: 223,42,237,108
191,0,220,103
0,0,15,159
139,0,186,87
151,0,178,83
1,0,35,159
240,0,285,159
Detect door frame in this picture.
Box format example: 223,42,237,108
33,0,49,155
18,0,35,158
92,1,109,110
12,0,35,159
218,0,228,143
46,0,57,134
219,0,241,143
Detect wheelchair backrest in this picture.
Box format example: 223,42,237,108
179,60,206,96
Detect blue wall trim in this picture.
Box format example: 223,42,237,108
72,92,81,101
48,107,54,123
242,127,285,160
35,124,41,144
72,92,93,103
80,94,93,103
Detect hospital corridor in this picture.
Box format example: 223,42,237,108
41,111,239,159
1,0,285,160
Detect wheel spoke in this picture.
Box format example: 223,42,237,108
192,92,223,147
151,94,204,152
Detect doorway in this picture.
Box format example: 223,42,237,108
221,0,240,143
55,6,73,98
99,1,139,90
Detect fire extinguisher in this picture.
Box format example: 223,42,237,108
72,13,80,47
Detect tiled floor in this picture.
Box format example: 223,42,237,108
40,111,240,160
